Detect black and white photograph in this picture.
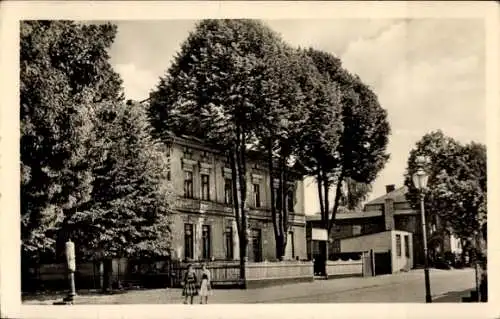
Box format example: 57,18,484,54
1,1,498,319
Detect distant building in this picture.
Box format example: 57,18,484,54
306,184,461,267
165,134,307,262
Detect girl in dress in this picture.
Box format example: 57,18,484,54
199,264,212,304
182,264,198,304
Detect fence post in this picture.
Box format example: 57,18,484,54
370,249,375,276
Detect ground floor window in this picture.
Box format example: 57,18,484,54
225,226,233,259
286,231,295,258
202,225,211,260
396,234,402,257
404,235,410,257
184,224,194,260
248,229,262,262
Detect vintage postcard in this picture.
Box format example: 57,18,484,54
0,1,498,319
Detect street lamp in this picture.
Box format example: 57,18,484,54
472,230,481,302
412,155,432,303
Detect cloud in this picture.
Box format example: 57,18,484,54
107,19,486,213
266,19,398,56
114,63,159,101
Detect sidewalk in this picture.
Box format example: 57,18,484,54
433,289,474,303
23,268,474,304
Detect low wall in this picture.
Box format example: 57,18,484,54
244,261,314,289
326,253,365,279
24,260,315,292
23,262,100,292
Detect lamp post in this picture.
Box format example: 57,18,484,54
472,230,481,302
412,156,432,303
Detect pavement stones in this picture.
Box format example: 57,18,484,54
23,268,475,305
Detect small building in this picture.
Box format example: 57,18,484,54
306,184,461,269
340,230,414,275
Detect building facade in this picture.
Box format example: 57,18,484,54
307,184,460,267
166,134,307,263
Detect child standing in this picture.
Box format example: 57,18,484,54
198,264,212,304
182,264,198,304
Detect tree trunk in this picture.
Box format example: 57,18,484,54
277,156,284,260
323,173,330,231
229,147,243,279
267,140,280,259
231,128,248,279
328,171,344,234
317,169,325,222
280,148,288,260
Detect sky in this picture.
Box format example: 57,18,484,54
107,19,486,215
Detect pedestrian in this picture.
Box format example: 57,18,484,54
181,264,198,304
199,264,212,304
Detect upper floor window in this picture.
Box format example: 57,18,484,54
201,174,210,201
253,184,261,208
184,171,193,199
273,187,281,210
287,188,294,212
224,178,232,205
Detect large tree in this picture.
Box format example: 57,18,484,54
252,46,319,259
148,19,286,274
21,21,175,279
404,131,487,254
301,49,390,233
68,101,175,260
20,21,123,260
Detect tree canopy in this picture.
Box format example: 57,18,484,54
68,101,175,260
300,48,390,233
149,19,291,269
21,21,174,262
149,19,392,259
404,131,487,242
20,21,122,257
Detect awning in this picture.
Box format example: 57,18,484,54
311,228,328,241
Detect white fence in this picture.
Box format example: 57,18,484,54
245,260,314,281
325,258,364,278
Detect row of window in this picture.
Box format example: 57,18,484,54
396,234,411,258
183,171,295,211
184,223,234,260
183,223,295,261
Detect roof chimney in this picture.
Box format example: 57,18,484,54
385,184,396,193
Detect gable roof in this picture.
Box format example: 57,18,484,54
365,186,408,206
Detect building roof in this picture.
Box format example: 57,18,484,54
365,186,409,206
306,209,382,222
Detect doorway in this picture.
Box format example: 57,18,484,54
374,251,392,275
248,229,262,262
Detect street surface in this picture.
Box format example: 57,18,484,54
24,268,476,304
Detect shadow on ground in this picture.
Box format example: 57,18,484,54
433,289,473,303
22,289,127,302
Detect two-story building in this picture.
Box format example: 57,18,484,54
165,134,307,263
306,184,461,268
